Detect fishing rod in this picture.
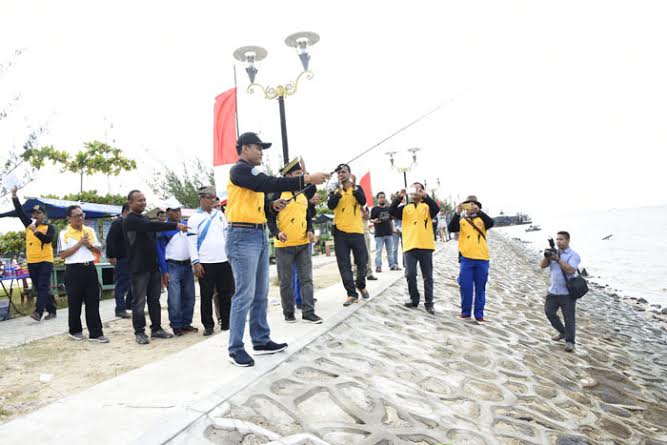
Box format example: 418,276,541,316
286,97,458,202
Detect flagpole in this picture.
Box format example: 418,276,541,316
233,65,240,137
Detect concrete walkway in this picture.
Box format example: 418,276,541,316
0,254,337,350
0,246,415,445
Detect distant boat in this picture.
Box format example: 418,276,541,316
525,225,541,232
602,234,613,240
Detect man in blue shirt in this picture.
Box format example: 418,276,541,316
539,231,581,352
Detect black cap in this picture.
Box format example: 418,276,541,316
236,132,272,150
280,158,302,176
31,204,46,214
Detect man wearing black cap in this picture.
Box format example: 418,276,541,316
124,190,188,344
106,203,132,318
327,163,370,307
266,157,322,324
186,186,234,336
226,132,329,367
448,195,495,322
11,187,57,321
157,202,198,336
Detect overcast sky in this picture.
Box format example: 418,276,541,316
1,0,666,233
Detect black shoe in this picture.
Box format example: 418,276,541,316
425,306,436,315
30,312,42,322
367,275,378,281
343,296,358,307
203,328,214,336
115,310,131,319
253,340,288,355
135,333,150,345
44,312,57,320
285,313,296,323
173,328,184,336
229,349,255,367
151,329,174,339
376,267,382,273
182,325,199,333
359,288,370,299
403,301,418,308
296,303,303,310
302,313,323,324
220,325,229,332
390,266,402,271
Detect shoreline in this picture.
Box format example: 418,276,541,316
499,231,667,333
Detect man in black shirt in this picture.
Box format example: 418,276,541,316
106,203,132,319
123,190,188,344
370,191,399,272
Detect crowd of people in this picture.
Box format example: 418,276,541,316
7,131,582,364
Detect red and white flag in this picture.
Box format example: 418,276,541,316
213,88,237,166
359,171,373,208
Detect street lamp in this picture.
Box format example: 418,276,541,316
385,148,421,188
233,31,320,165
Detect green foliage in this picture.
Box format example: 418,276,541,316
0,231,25,256
21,140,137,195
42,190,126,205
149,159,215,209
315,189,332,215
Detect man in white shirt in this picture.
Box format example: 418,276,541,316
157,203,197,336
187,186,235,336
57,205,108,343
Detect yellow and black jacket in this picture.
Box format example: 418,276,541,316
266,187,316,248
227,159,305,225
327,186,366,235
12,198,54,263
389,195,439,252
448,212,495,260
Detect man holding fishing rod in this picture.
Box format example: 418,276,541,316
327,164,370,307
226,132,330,367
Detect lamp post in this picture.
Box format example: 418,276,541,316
233,32,320,165
385,148,421,188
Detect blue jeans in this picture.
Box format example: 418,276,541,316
167,261,195,329
375,235,396,269
28,261,55,315
391,232,402,267
292,263,302,306
114,258,133,312
459,257,490,319
227,227,271,354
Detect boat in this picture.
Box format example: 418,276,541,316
525,225,541,232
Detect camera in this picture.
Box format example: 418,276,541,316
543,237,557,258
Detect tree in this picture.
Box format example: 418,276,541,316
42,190,127,205
0,231,25,257
149,158,215,209
22,141,137,199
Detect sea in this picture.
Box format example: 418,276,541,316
494,205,667,307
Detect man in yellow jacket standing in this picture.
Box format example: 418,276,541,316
447,195,495,322
389,183,440,314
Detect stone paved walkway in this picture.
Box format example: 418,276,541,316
169,236,667,445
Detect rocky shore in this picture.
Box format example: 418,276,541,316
171,234,667,445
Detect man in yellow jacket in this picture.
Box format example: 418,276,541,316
447,195,495,322
389,183,440,314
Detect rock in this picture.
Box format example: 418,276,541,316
661,308,667,315
637,298,648,304
580,378,597,388
634,306,646,312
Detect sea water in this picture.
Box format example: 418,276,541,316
495,205,667,307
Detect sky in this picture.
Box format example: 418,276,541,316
1,0,666,233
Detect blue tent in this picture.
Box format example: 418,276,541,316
0,197,122,220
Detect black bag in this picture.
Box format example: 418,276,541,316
560,267,589,299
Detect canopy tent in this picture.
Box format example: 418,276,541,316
0,197,122,220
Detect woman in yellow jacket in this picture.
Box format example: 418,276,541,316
447,195,494,322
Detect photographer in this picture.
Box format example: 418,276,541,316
539,231,581,352
447,195,494,322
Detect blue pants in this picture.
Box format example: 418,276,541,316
166,261,196,329
375,235,396,269
390,232,401,266
292,263,302,306
28,261,55,315
227,227,271,355
459,257,490,319
114,257,133,312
